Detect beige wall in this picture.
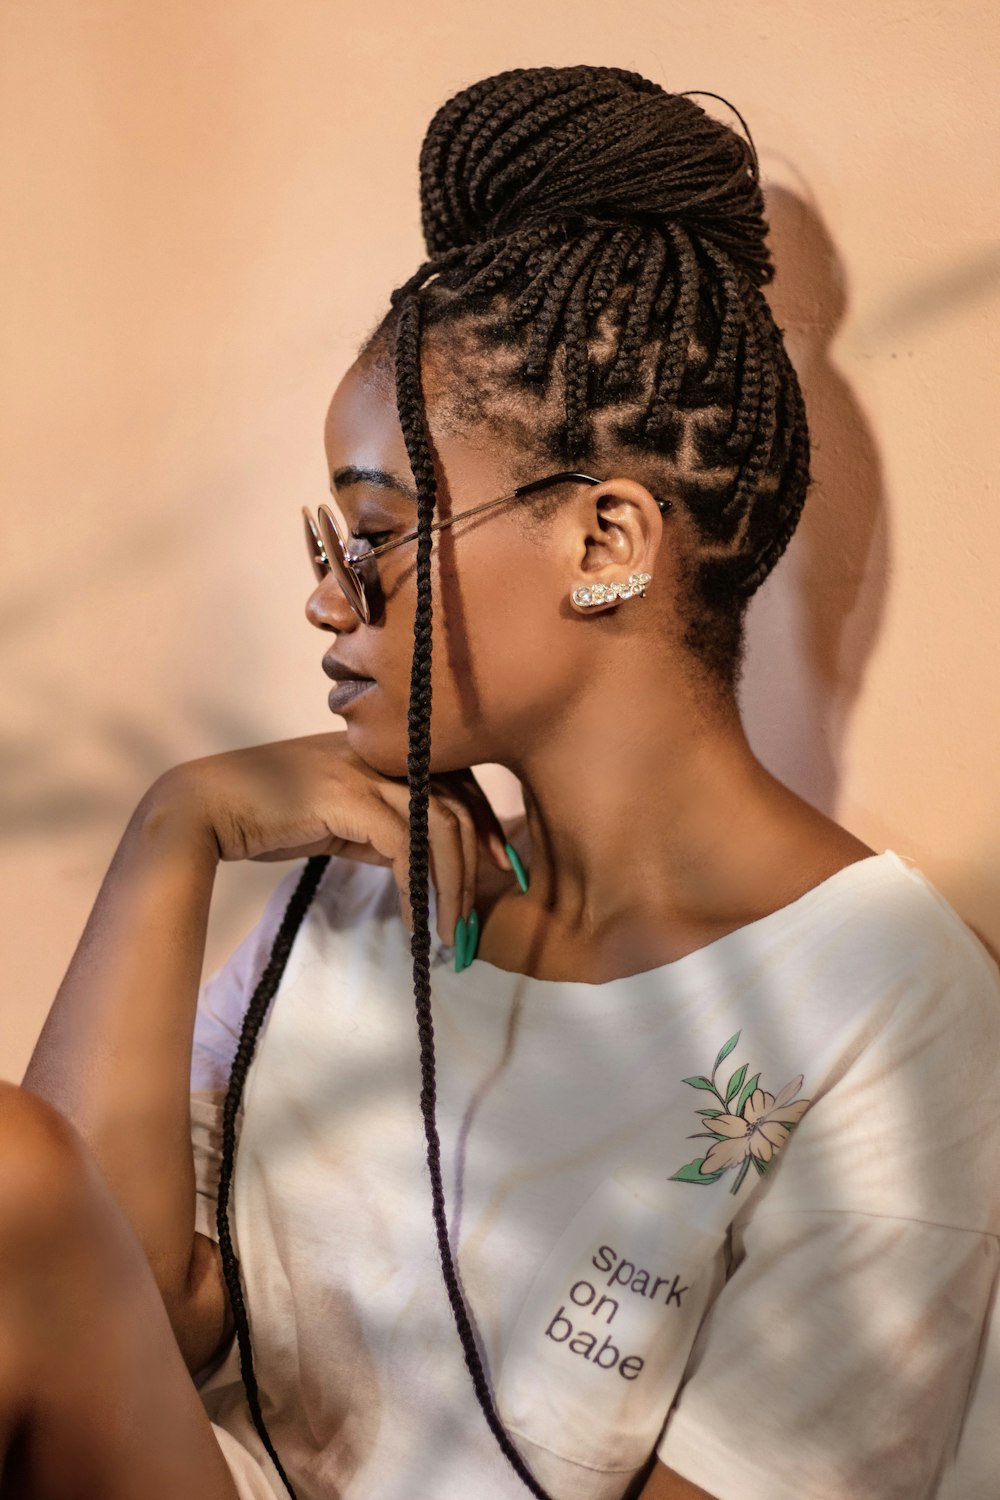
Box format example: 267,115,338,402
2,2,997,1082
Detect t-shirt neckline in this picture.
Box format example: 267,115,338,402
430,849,913,994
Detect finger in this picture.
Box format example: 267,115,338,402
425,797,466,948
429,781,478,926
384,796,443,941
432,767,512,870
375,779,473,942
375,783,455,944
361,793,415,934
395,857,413,936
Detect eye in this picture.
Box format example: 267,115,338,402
349,529,393,551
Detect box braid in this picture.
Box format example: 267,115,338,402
213,64,813,1499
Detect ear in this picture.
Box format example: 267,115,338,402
569,477,666,608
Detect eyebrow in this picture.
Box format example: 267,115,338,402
330,464,417,503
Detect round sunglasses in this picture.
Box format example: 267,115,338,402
303,470,671,626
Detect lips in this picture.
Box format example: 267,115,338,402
327,677,375,714
322,656,374,683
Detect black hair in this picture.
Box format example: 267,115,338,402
214,64,813,1499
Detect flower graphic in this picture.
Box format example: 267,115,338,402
669,1031,812,1196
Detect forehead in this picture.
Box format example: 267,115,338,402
323,360,411,481
323,351,512,517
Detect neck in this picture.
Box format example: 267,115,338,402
499,686,800,941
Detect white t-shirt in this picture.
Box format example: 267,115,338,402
188,846,1000,1500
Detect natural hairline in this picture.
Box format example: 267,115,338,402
353,286,752,717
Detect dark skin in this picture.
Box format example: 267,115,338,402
312,353,874,1500
311,352,876,990
0,350,870,1499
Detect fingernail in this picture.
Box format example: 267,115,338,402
505,842,529,894
464,908,479,966
454,914,468,972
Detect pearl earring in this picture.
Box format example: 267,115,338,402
570,572,652,610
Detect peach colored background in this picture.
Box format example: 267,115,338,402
2,3,998,1082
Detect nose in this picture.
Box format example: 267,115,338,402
304,575,360,632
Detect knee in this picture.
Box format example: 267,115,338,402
0,1083,95,1251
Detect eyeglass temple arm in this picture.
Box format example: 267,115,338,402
345,474,604,560
513,471,601,496
425,472,606,532
427,472,604,531
321,470,671,566
514,472,672,511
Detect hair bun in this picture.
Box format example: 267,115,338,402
418,65,772,286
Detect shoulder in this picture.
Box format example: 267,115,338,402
763,811,877,911
746,868,1000,1233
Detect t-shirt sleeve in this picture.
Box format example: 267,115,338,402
190,860,317,1244
655,920,1000,1500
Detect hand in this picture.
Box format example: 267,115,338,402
145,731,513,943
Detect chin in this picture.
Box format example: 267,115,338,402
340,724,411,782
346,721,486,784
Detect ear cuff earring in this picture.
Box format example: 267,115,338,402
571,572,652,609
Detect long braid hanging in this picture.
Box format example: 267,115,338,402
212,63,814,1499
211,288,557,1500
391,287,559,1495
214,853,329,1500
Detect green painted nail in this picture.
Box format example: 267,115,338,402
505,842,529,894
454,914,468,972
464,908,479,966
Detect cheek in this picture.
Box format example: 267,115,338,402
372,554,566,715
341,579,569,771
441,576,565,715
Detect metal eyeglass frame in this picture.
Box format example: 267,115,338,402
303,470,671,626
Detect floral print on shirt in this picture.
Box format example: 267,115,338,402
669,1030,812,1195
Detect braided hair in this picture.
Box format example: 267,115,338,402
214,64,813,1499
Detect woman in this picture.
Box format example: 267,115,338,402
5,64,999,1500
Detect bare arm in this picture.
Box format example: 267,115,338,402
18,734,515,1374
21,775,220,1318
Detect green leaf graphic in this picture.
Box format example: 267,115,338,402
713,1031,741,1074
686,1131,728,1141
696,1108,723,1118
681,1075,717,1093
736,1071,760,1116
669,1156,729,1184
725,1063,748,1103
